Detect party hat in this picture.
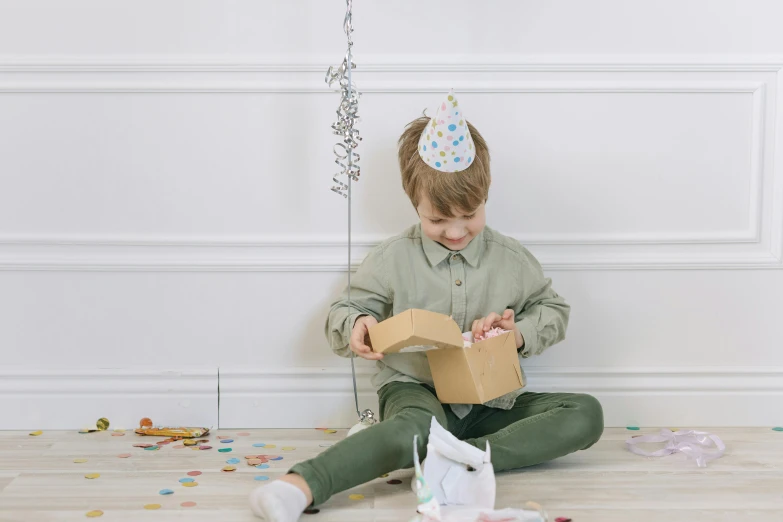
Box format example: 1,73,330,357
418,89,475,173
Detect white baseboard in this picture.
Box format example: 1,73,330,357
4,366,780,430
0,368,218,430
218,366,783,428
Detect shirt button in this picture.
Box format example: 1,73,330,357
452,255,459,261
455,279,462,286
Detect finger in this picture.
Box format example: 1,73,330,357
483,313,500,331
360,351,384,361
472,319,483,339
503,309,514,321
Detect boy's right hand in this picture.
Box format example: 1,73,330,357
350,315,383,360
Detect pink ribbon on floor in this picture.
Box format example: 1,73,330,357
625,428,726,467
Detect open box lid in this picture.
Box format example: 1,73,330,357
368,309,464,354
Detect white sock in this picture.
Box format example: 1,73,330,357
249,480,308,522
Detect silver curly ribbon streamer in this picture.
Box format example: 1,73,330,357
325,0,362,197
326,0,371,426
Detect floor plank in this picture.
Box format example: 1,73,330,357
0,428,780,521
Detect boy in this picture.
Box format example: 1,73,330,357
250,90,604,521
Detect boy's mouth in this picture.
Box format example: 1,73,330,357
444,235,468,245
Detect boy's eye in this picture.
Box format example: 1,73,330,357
430,219,444,224
465,213,476,220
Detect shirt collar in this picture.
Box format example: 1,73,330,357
420,225,485,268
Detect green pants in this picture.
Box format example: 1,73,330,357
290,382,604,506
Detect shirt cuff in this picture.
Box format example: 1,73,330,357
515,316,538,358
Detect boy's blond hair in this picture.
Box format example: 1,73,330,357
397,116,491,217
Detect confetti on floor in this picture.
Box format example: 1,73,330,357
773,427,783,432
226,458,240,464
85,510,104,517
270,456,283,461
84,473,100,479
187,471,202,476
265,444,277,449
218,448,232,453
181,501,197,508
144,445,160,451
117,453,131,459
555,518,572,522
199,445,212,450
222,466,236,472
256,464,270,469
254,475,270,481
220,439,234,444
73,458,88,464
348,494,365,501
133,444,153,448
144,504,161,510
29,430,42,436
182,482,198,488
387,479,402,485
626,426,640,431
179,477,195,483
252,443,266,447
282,446,296,451
324,430,337,434
159,489,174,495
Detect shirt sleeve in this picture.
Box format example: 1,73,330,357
512,247,570,358
324,245,393,358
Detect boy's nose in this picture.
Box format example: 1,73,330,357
445,228,466,240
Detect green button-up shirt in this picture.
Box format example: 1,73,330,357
325,223,570,418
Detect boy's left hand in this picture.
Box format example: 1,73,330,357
472,309,524,349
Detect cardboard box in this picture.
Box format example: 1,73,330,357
368,309,524,404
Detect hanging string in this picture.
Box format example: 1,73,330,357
325,0,363,420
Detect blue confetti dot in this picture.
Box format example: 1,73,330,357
226,458,240,464
179,477,195,483
252,443,266,447
159,489,174,495
773,426,783,431
454,157,461,162
468,157,472,163
423,145,427,151
435,162,441,168
256,463,270,469
459,136,464,141
452,141,459,146
431,141,437,148
270,456,283,461
448,124,457,131
254,475,270,481
220,439,234,444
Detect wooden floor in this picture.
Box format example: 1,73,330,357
0,427,781,521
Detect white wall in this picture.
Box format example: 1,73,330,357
1,0,782,429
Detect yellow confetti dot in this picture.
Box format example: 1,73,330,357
183,439,197,446
459,120,464,125
380,474,389,478
29,430,42,436
349,494,365,501
85,510,104,517
73,458,88,464
265,444,277,448
324,430,336,435
144,504,161,510
281,447,296,451
96,418,110,431
440,151,446,157
84,473,100,479
182,481,198,487
437,131,443,137
222,466,236,472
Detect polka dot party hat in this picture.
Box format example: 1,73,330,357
418,89,475,173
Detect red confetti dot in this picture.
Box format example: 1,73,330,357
187,471,202,476
181,501,197,508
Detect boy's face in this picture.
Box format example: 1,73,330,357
417,195,486,251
